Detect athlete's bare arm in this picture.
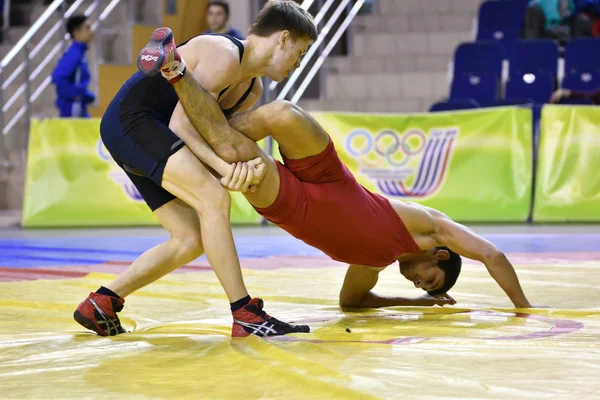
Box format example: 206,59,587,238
431,214,531,308
168,41,260,161
169,42,264,165
339,264,455,308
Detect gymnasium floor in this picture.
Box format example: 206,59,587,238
1,224,599,399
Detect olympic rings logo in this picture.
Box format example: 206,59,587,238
345,129,427,168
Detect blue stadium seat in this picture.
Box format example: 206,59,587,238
451,42,504,106
560,74,598,104
453,41,505,78
506,73,554,103
476,0,527,52
562,38,600,96
509,40,559,78
450,74,500,106
429,99,480,112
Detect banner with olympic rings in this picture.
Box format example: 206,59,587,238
310,107,533,221
533,105,600,221
22,119,263,227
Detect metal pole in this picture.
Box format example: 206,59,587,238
317,0,325,101
24,43,32,149
128,0,135,24
0,67,6,162
292,0,366,104
274,0,349,99
128,0,134,63
2,0,11,44
61,1,69,53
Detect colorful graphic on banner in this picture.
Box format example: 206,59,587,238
311,108,533,221
96,138,145,203
345,127,458,198
22,119,262,227
534,105,600,221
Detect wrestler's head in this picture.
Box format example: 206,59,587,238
248,0,317,82
399,247,462,296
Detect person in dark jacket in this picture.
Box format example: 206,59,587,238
523,0,592,41
550,86,600,104
202,1,245,40
51,14,95,118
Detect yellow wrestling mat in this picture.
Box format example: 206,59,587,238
1,257,600,399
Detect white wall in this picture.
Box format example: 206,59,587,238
228,0,253,36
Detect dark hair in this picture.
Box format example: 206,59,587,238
207,1,230,17
66,14,88,38
248,0,318,42
428,246,461,296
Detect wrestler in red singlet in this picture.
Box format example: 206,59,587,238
254,138,421,267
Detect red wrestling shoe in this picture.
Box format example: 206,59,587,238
231,298,310,337
73,292,126,336
137,27,185,83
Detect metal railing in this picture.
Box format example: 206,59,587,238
265,0,366,104
0,0,364,165
257,0,364,165
0,0,131,165
1,0,11,40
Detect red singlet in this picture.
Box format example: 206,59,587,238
254,139,421,267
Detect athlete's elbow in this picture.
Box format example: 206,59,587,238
215,141,258,163
214,143,241,163
483,249,507,265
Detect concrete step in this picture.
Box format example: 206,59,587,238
326,54,451,74
323,72,449,101
298,97,432,114
354,14,474,34
379,0,484,16
352,31,472,57
298,99,361,113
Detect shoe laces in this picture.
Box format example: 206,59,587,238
248,299,296,331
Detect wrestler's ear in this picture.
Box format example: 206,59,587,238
435,249,450,261
279,30,291,48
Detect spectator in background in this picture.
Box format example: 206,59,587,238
574,0,600,36
523,0,592,42
202,1,244,40
51,14,95,118
550,86,600,103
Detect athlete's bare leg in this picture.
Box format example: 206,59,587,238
228,100,330,160
168,72,329,163
169,100,333,211
104,147,248,303
160,145,249,302
106,198,204,297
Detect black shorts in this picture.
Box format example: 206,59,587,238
100,80,184,211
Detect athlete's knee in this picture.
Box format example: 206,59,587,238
264,100,306,129
269,100,296,119
169,232,204,260
190,183,231,215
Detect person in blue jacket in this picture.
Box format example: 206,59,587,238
51,14,95,118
